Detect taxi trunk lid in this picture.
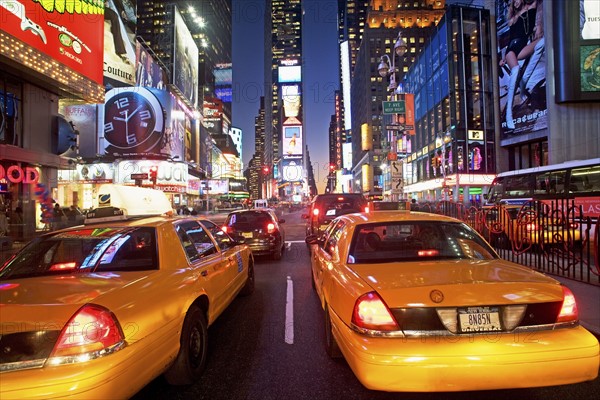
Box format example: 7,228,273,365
351,259,564,307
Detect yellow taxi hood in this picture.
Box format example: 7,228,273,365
350,259,564,307
0,272,151,307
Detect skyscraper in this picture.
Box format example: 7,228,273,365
264,0,304,199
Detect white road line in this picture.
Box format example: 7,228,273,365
285,276,294,344
286,240,306,244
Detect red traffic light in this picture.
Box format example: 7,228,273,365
149,166,158,183
262,165,269,173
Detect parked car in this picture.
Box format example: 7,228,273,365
306,210,599,392
223,208,285,260
302,193,368,238
0,189,254,399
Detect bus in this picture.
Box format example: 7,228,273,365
484,158,600,217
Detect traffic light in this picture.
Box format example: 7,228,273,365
329,164,335,173
262,165,269,174
149,166,158,185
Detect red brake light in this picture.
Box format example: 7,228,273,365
313,208,320,217
525,222,538,232
418,249,439,257
267,223,276,233
50,304,125,359
364,206,370,213
557,286,578,323
221,226,228,233
49,262,78,271
351,292,399,331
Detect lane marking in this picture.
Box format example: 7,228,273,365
285,276,294,344
286,240,307,244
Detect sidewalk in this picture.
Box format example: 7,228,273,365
552,275,600,337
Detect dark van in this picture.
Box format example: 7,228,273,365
303,193,368,237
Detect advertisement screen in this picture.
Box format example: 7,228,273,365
214,65,233,85
215,87,232,103
282,126,302,157
282,160,303,182
99,87,173,157
496,0,547,136
103,0,137,86
173,7,199,107
0,0,104,84
135,42,167,89
278,66,302,83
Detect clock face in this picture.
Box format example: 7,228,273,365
103,88,164,154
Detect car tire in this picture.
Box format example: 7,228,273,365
273,243,283,261
164,306,208,385
239,259,255,296
324,304,342,359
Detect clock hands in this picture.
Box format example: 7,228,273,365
126,105,143,122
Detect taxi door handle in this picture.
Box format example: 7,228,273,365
201,270,208,277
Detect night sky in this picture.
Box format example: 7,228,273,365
232,0,339,194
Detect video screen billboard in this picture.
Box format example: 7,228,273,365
278,66,302,83
173,7,199,108
0,0,104,84
282,160,303,182
135,42,167,89
282,126,302,158
282,85,301,118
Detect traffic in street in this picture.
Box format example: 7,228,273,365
132,209,600,400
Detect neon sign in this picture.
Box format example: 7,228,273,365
0,165,39,184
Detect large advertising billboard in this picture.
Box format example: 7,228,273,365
554,0,600,102
99,87,178,157
135,42,167,89
173,7,199,108
282,126,302,158
282,159,303,182
0,0,104,84
282,84,301,118
496,0,547,136
103,0,137,86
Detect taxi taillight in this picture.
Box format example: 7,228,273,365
352,291,399,331
222,225,229,233
267,223,276,234
49,304,125,361
313,208,320,217
556,286,578,323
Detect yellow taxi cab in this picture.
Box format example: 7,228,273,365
306,210,599,392
0,186,254,399
482,204,582,249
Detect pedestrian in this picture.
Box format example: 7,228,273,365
52,203,66,230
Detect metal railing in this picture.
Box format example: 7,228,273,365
413,200,599,286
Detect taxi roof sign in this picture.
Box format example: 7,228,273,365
94,184,173,218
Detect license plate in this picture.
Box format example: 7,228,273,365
242,232,253,239
458,307,501,332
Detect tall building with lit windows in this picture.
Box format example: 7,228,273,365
265,0,304,200
350,0,445,197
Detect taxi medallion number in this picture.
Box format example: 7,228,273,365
458,307,501,332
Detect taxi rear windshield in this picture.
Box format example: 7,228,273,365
0,227,158,280
348,222,497,264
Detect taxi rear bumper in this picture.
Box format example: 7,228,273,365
331,309,600,392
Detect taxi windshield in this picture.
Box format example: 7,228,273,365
348,221,497,264
0,227,158,280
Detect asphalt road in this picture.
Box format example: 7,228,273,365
132,210,600,400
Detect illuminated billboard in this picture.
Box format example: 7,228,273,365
135,42,167,89
554,0,600,102
282,160,303,182
214,64,233,85
282,84,301,118
496,0,547,134
173,7,199,107
278,66,302,83
0,0,104,84
104,0,137,86
100,87,173,157
282,126,302,158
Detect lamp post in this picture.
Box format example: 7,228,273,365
377,31,407,201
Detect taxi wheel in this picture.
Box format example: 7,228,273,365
239,260,255,296
324,304,342,358
164,306,208,385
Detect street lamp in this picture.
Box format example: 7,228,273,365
377,31,408,93
377,31,408,201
